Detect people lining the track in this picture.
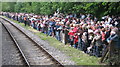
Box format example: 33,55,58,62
1,12,120,57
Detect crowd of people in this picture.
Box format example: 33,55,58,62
1,12,120,57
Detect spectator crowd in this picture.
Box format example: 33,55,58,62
1,12,120,57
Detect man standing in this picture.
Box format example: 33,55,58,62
24,16,27,26
107,27,120,65
92,30,102,57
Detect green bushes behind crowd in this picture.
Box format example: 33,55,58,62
1,2,120,19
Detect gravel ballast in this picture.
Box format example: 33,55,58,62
1,16,75,65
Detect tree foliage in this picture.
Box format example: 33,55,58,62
1,2,120,18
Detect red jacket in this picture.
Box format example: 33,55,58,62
73,27,78,33
74,35,78,44
101,32,106,41
68,31,74,40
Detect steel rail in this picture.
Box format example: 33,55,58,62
0,17,64,67
1,21,31,67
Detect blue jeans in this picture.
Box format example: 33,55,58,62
70,39,74,47
73,42,78,48
95,45,102,57
78,38,83,50
56,31,61,41
48,29,52,36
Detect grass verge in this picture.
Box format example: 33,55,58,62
3,16,101,65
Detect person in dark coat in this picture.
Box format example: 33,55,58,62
107,27,120,65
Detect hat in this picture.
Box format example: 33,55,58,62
94,29,100,34
59,22,64,25
56,20,60,22
88,29,93,33
73,24,76,27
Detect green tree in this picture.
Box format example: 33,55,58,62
2,2,16,12
1,2,120,18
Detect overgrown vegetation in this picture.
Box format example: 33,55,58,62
1,2,120,18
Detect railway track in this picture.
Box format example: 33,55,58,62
2,21,25,66
0,17,64,67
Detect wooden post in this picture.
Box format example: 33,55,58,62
100,41,112,63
